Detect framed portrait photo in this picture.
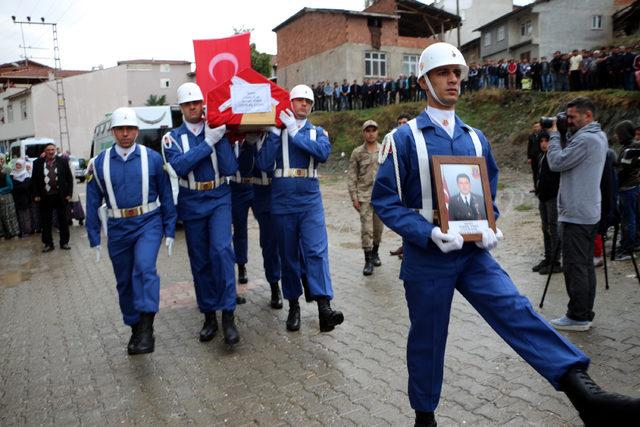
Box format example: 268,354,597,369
432,156,496,242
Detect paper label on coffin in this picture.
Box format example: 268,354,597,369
230,83,272,114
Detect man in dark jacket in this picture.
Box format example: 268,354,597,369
31,142,73,251
614,120,640,259
534,132,561,274
527,122,542,192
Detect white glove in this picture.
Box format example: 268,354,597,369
204,124,226,147
278,109,298,137
93,246,101,263
166,237,174,257
475,227,503,251
430,226,464,253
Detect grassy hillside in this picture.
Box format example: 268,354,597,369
311,89,640,171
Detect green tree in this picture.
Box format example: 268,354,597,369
233,27,273,78
145,94,166,106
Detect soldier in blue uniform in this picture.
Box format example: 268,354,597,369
249,134,283,309
162,82,240,345
256,85,343,332
229,139,254,289
86,107,176,355
371,42,640,426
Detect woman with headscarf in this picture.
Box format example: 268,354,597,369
24,160,41,233
0,163,20,239
11,158,33,236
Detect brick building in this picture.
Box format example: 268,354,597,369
273,0,460,90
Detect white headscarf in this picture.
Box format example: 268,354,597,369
11,159,29,182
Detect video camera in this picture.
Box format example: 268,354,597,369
540,112,569,144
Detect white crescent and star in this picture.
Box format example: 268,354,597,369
209,53,239,81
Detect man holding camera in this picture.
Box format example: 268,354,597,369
546,97,607,332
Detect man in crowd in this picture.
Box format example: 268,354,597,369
527,122,542,192
257,84,343,333
86,107,176,355
533,132,562,275
372,41,640,427
163,82,240,345
546,97,607,332
569,49,583,91
348,120,383,276
32,142,73,252
613,120,640,260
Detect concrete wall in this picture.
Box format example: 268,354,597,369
31,66,128,158
0,87,36,151
534,0,614,58
480,21,509,58
435,0,513,47
277,43,426,90
125,63,192,106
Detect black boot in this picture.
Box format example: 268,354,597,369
560,366,640,425
128,313,155,355
363,251,374,276
127,321,143,354
221,310,240,345
270,282,283,309
301,274,313,303
415,411,437,427
238,264,248,284
317,297,344,332
199,311,218,342
286,299,301,331
371,245,382,267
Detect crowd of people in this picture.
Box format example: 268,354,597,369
307,45,640,112
0,150,84,244
466,46,640,92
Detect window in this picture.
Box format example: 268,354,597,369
521,20,532,37
364,51,387,77
484,32,492,46
497,26,505,41
160,64,171,72
402,54,419,75
20,100,27,120
7,104,13,123
0,107,4,125
592,15,603,30
160,78,171,88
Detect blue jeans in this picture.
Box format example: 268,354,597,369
619,187,640,252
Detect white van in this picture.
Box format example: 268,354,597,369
90,105,183,158
10,137,59,162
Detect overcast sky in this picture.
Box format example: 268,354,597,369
0,0,534,71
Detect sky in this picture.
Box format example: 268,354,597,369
0,0,534,71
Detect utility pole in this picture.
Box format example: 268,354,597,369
456,0,461,48
11,16,71,154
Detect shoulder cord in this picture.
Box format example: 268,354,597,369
378,129,402,200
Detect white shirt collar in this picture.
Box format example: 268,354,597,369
115,143,137,161
296,118,307,129
186,121,204,137
426,106,456,138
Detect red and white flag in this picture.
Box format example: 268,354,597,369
193,33,251,98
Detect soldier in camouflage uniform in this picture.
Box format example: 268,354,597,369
348,120,384,275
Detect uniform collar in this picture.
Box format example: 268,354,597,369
111,143,139,160
416,109,474,139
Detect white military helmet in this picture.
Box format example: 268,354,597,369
177,82,204,104
110,107,139,129
417,42,469,80
289,84,314,104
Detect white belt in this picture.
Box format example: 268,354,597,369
108,200,160,219
228,176,254,185
251,177,272,185
274,168,318,178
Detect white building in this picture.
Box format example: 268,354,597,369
0,59,193,158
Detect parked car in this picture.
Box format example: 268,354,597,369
68,156,87,182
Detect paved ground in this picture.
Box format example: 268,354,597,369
1,170,640,426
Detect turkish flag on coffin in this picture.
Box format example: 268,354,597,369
206,67,291,131
193,33,251,98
